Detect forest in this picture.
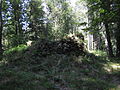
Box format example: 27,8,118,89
0,0,120,90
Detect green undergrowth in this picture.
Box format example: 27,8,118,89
4,44,28,54
90,50,107,57
0,44,120,90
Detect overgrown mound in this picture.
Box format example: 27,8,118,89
2,36,117,90
4,33,85,66
26,34,85,57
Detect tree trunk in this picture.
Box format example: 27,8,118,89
116,1,120,57
0,0,3,60
101,0,114,57
15,12,18,35
104,22,114,57
116,35,120,57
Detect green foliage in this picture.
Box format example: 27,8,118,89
28,0,45,40
45,0,77,38
91,50,107,57
0,70,53,90
1,0,120,89
4,44,28,55
1,34,119,89
1,49,119,90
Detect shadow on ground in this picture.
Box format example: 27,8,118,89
0,50,120,90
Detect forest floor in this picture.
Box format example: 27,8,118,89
0,47,120,90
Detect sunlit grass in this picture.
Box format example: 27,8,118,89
110,85,120,90
104,62,120,73
4,44,28,54
90,50,107,56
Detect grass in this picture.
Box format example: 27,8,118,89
4,44,28,54
90,50,107,56
0,48,120,90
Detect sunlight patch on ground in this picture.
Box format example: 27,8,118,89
89,50,107,56
104,62,120,73
110,85,120,90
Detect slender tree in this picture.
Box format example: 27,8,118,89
86,0,114,57
10,0,23,45
101,0,114,57
115,0,120,57
0,0,3,60
28,0,45,40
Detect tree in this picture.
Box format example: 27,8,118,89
28,0,45,40
86,0,114,57
10,0,24,46
115,0,120,57
45,0,76,39
101,0,114,57
0,0,3,60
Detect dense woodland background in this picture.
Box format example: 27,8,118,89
0,0,120,58
0,0,120,90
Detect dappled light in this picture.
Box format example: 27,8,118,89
0,0,120,89
104,63,120,73
111,64,120,71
